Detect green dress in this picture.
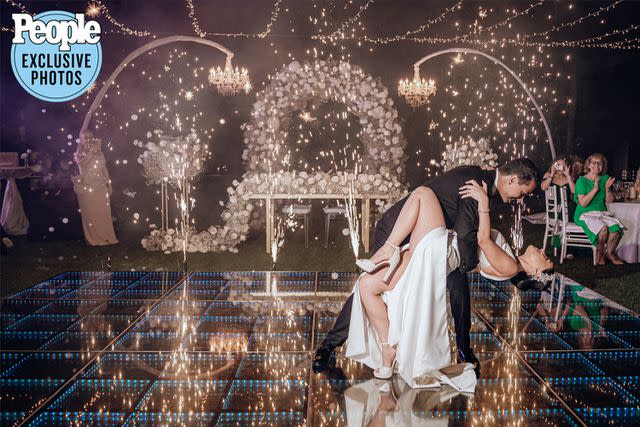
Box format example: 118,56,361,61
567,285,602,332
573,174,621,244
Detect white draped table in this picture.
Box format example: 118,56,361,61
608,201,640,263
0,166,34,236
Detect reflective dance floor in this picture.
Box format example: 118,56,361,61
1,271,639,426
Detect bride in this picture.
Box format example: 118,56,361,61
346,180,554,390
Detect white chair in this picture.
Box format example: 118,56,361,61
542,186,561,257
558,186,597,265
322,205,346,248
282,204,312,248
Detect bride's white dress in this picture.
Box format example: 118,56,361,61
346,227,514,392
344,378,472,427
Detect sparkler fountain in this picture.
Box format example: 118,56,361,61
70,36,251,424
74,36,251,261
399,47,557,159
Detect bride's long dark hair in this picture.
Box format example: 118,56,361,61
510,269,555,291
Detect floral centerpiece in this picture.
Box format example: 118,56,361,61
136,129,207,187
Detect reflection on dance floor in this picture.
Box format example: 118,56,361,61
1,271,639,426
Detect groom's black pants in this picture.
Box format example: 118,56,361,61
320,217,472,356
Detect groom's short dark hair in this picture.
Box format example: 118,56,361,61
499,158,539,184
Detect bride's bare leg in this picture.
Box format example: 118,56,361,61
370,187,445,263
359,187,446,367
358,266,403,367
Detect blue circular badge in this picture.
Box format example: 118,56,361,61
11,10,102,102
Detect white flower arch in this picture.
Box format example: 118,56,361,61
242,60,407,177
143,60,409,253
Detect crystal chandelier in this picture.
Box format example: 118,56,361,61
208,57,251,96
398,68,436,109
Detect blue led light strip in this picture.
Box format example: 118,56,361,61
15,271,191,427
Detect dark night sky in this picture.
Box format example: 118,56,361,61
1,0,639,237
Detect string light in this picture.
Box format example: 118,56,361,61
93,0,151,37
403,34,640,50
316,0,374,42
444,25,640,50
363,0,463,45
3,0,30,13
523,0,624,39
555,23,640,47
184,0,206,38
258,0,283,39
3,0,623,51
454,0,546,42
1,0,32,32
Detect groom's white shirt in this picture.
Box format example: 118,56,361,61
493,170,499,196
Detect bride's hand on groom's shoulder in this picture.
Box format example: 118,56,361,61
459,180,489,210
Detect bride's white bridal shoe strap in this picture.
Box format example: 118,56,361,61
385,240,400,249
432,363,477,393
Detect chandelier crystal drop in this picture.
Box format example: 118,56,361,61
398,68,436,109
208,57,251,96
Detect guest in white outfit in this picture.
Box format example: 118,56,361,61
346,180,554,390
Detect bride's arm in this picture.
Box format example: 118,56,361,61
459,180,519,277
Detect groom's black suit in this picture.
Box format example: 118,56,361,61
321,166,500,359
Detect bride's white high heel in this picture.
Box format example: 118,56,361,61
356,241,401,284
374,343,397,380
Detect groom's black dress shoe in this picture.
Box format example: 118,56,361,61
313,345,336,373
457,349,481,378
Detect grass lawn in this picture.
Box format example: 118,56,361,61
2,221,640,313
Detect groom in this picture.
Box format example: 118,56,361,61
314,158,540,376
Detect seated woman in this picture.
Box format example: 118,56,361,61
541,157,577,193
541,156,580,219
574,153,624,265
541,156,582,258
346,180,553,390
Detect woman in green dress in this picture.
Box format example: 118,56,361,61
574,153,624,265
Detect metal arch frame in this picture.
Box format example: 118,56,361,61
411,47,556,159
79,35,237,137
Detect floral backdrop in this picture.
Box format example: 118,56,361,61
142,60,409,253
